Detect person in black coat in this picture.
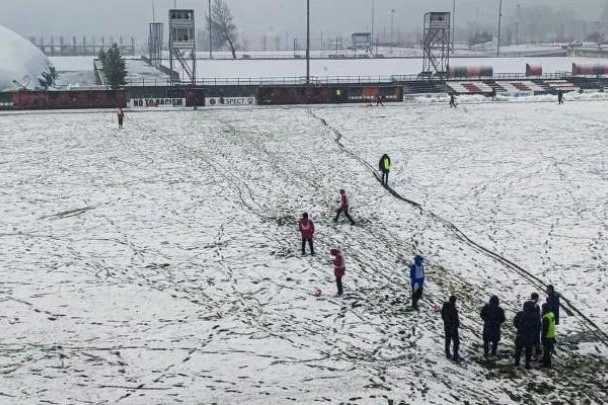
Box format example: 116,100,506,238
480,295,506,357
513,301,541,369
546,285,560,325
442,295,460,361
528,292,542,356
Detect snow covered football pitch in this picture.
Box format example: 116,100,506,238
1,99,608,404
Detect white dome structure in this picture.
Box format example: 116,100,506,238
0,25,55,91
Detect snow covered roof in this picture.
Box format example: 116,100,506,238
0,25,54,91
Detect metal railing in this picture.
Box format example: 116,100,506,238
124,71,573,88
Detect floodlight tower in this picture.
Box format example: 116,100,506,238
168,9,197,84
422,12,451,76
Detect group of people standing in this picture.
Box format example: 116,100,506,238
298,189,356,296
438,283,560,368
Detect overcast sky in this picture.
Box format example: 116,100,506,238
0,0,604,42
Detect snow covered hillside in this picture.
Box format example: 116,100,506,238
1,101,607,404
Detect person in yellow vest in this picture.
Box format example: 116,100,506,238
541,303,557,368
379,154,391,185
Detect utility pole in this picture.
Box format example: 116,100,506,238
152,0,156,22
306,0,310,84
390,9,395,54
516,4,521,45
497,0,503,57
371,0,375,53
208,0,213,59
452,0,456,54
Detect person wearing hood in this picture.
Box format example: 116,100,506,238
513,301,541,369
379,154,391,185
409,255,425,310
546,285,560,325
298,212,315,256
441,295,461,361
480,296,506,357
330,248,346,296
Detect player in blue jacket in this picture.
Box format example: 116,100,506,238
409,255,425,310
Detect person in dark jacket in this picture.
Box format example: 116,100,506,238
409,255,425,310
376,94,384,106
541,303,557,368
546,285,560,325
379,154,391,185
513,301,541,369
117,107,125,129
557,89,564,104
442,295,460,361
528,292,542,356
480,296,506,357
298,212,315,256
449,93,457,108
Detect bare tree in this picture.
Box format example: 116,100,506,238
208,0,238,59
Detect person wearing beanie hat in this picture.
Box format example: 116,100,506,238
298,212,315,256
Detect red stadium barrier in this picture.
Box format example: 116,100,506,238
448,65,493,78
572,63,608,76
257,85,402,105
526,64,543,76
9,89,126,110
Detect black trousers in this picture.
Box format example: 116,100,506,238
542,338,555,367
336,277,343,296
118,117,124,128
334,208,355,224
450,101,457,108
381,171,389,185
514,342,533,367
301,238,313,255
483,339,498,356
444,328,460,358
411,286,423,309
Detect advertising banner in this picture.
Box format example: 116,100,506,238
128,98,186,108
205,96,256,107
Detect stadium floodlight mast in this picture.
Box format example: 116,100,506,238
452,0,456,54
390,9,395,54
208,0,212,59
371,0,375,54
497,0,503,57
306,0,310,84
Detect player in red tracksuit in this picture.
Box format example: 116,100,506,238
298,212,315,256
331,248,345,296
334,189,355,225
117,107,125,129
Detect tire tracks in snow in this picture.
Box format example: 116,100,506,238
307,108,608,349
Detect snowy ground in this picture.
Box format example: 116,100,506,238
1,99,607,404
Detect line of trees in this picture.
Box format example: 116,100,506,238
98,44,126,88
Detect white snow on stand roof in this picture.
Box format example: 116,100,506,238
0,25,54,91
